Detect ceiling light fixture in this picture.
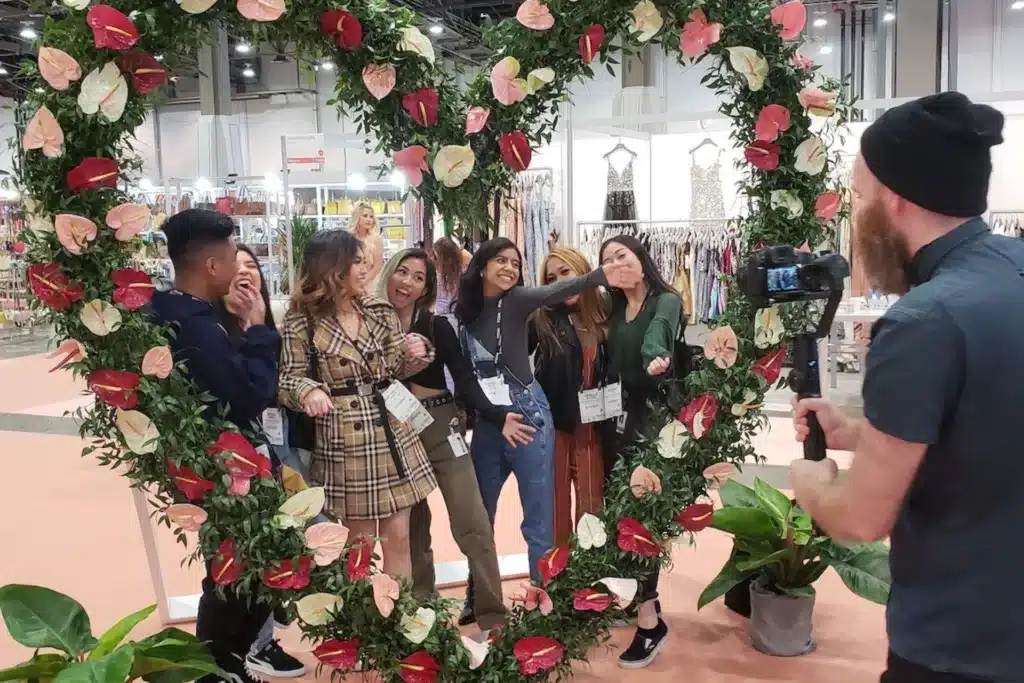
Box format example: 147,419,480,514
883,11,896,21
0,67,8,76
235,42,251,54
818,45,834,55
429,24,444,35
19,27,37,39
242,66,256,78
813,17,828,27
1013,0,1024,9
347,173,367,191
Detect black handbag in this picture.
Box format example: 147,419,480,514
286,318,317,451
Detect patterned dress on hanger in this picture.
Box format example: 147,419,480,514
689,157,727,221
604,157,637,226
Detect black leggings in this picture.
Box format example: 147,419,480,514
195,562,271,665
881,651,995,683
605,392,659,603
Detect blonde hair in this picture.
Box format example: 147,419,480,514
534,247,607,355
348,201,379,238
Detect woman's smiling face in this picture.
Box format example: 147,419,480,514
483,247,521,293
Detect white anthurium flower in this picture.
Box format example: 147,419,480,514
629,1,664,42
576,512,607,549
595,577,639,607
770,190,804,218
177,0,217,12
460,635,491,670
62,0,89,9
526,67,555,94
77,62,128,123
794,135,827,175
399,26,436,64
432,145,476,188
296,593,343,626
116,408,160,454
731,389,763,417
399,607,436,644
726,46,769,91
754,305,785,349
275,486,326,528
23,196,37,214
80,300,122,337
657,419,689,459
29,214,53,234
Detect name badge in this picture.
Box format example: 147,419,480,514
479,376,512,406
448,432,470,458
262,408,285,446
578,388,606,424
616,411,628,434
603,382,624,419
406,406,435,435
381,381,424,422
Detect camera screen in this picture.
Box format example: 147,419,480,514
767,265,800,293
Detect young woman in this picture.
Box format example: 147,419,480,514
455,237,641,622
431,236,471,317
600,234,684,669
377,249,508,633
347,201,384,284
278,230,436,581
530,247,610,548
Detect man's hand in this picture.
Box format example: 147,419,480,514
792,396,860,451
790,457,839,492
405,334,429,359
302,388,333,417
502,413,536,447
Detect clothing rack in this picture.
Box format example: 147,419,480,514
990,210,1024,237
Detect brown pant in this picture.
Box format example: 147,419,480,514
553,425,605,547
409,400,506,630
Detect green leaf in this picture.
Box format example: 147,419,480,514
0,585,96,657
780,584,816,599
51,648,133,683
735,548,791,572
697,555,756,610
0,654,67,682
827,543,891,605
88,604,156,660
753,477,792,522
711,507,778,539
132,657,224,683
718,479,759,509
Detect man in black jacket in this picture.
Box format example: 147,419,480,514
151,210,303,683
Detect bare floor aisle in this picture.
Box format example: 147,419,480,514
0,351,887,681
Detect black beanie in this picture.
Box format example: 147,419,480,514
860,91,1004,217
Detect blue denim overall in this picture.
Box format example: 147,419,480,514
460,326,554,583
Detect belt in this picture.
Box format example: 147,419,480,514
330,380,391,398
421,392,454,409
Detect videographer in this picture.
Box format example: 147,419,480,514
790,92,1022,683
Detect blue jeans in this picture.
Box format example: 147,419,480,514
471,380,555,583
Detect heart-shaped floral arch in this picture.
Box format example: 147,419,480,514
16,0,850,680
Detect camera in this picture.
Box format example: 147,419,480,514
738,245,850,309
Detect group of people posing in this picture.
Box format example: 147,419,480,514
152,207,689,683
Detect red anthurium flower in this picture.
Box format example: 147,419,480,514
319,9,363,50
263,556,312,590
120,52,168,94
111,268,154,310
67,157,119,193
402,88,439,127
675,503,715,532
27,263,84,311
744,141,781,171
209,432,272,496
168,461,216,503
88,369,140,409
753,346,787,385
537,545,569,586
86,5,139,51
513,636,564,676
573,588,613,612
346,534,373,581
499,132,533,172
397,651,440,683
210,539,245,585
617,518,661,558
679,392,719,439
815,191,842,222
578,24,606,65
313,639,360,670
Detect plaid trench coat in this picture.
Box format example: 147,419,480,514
278,296,438,521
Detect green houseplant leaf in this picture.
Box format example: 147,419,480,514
697,551,758,610
753,477,792,522
718,479,760,510
825,542,892,605
0,653,68,682
0,585,96,657
51,648,134,683
711,507,778,539
88,604,156,660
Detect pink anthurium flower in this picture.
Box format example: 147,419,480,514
629,464,662,498
371,573,400,618
490,57,528,106
516,0,554,30
393,145,429,186
362,64,395,100
754,104,790,143
799,87,838,117
55,214,98,255
47,338,86,372
465,106,490,134
166,503,208,532
106,203,150,241
680,9,722,59
23,106,64,158
38,47,81,91
770,0,807,41
815,191,842,221
236,0,284,22
141,345,173,379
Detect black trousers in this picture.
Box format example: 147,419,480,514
194,561,271,665
606,392,659,603
881,651,995,683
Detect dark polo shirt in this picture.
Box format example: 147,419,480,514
863,218,1024,681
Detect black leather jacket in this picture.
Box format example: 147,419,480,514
529,307,610,434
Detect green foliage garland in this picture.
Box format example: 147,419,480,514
14,0,856,681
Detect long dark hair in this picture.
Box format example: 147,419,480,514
599,234,676,311
454,237,525,325
432,237,462,297
219,243,276,337
290,229,364,318
378,248,438,314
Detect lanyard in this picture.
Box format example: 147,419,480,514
494,297,504,367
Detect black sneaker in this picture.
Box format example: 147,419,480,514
245,641,306,679
458,600,477,626
617,620,668,669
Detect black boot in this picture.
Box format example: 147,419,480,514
458,576,477,626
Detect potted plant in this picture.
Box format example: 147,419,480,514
0,584,221,683
697,479,891,656
278,216,319,292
